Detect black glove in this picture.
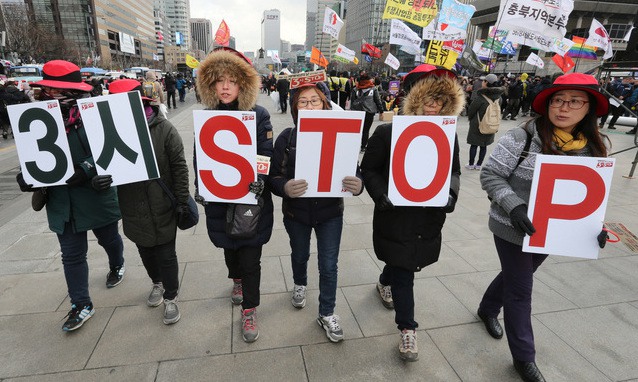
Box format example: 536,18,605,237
65,167,88,187
248,179,265,199
176,203,190,227
16,172,36,192
443,194,457,213
376,194,394,212
597,229,609,249
91,175,113,191
509,205,536,236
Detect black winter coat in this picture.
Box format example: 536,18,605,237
361,123,461,272
269,127,362,226
466,86,504,147
202,104,274,250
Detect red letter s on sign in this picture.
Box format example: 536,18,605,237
529,163,605,248
199,115,254,200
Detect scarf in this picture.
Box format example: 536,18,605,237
552,128,588,152
356,79,375,90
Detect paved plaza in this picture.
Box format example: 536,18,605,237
1,90,637,381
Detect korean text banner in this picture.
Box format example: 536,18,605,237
524,154,615,259
334,44,356,63
526,52,545,68
438,0,475,34
385,52,401,70
9,100,74,187
422,19,466,41
295,110,364,197
497,0,574,40
388,115,457,206
382,0,438,28
389,19,422,50
322,6,344,39
425,40,459,70
194,110,258,205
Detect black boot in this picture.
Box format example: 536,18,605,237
477,309,503,339
626,129,636,135
513,360,546,382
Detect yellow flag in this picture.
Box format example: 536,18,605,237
186,54,199,69
353,57,359,65
382,0,437,28
425,40,459,70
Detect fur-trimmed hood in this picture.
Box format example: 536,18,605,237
402,76,465,116
196,50,260,111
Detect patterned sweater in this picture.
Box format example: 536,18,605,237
480,121,593,245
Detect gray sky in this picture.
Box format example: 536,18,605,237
189,0,308,54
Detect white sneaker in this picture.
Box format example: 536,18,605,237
376,282,394,309
399,329,418,361
291,284,306,308
464,164,474,170
317,314,344,342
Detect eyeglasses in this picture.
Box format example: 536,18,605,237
549,98,589,110
297,98,323,107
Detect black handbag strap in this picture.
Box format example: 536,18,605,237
155,179,177,209
280,128,296,178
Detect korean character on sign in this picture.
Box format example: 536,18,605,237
540,10,549,24
519,5,530,17
530,7,540,20
507,3,519,15
555,15,566,30
547,14,556,28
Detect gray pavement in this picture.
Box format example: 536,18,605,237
1,90,638,381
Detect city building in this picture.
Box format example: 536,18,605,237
344,0,389,63
154,8,171,62
281,39,291,53
312,0,346,58
154,0,191,51
305,0,318,51
261,9,280,53
190,18,212,53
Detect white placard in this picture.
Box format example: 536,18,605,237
390,19,422,50
77,92,160,186
9,100,74,187
322,6,344,39
388,116,457,207
385,52,400,70
524,154,615,259
194,110,258,205
295,110,364,197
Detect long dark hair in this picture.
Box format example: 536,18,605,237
290,86,331,125
533,93,609,157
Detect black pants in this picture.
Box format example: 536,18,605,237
224,246,262,309
479,235,548,362
503,98,520,118
330,90,339,104
279,92,288,113
469,145,487,166
361,112,375,150
167,90,176,108
338,92,348,109
137,239,179,300
380,264,417,331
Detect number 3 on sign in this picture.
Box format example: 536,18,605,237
8,100,74,187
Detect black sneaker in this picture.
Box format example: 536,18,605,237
106,265,125,288
62,303,95,331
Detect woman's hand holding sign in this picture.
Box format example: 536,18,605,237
284,179,308,198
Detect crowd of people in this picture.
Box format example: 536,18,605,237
6,50,628,381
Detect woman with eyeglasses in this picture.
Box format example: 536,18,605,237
269,83,364,343
477,73,610,382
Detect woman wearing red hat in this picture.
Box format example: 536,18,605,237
478,73,610,382
269,83,363,343
94,78,190,325
195,47,274,343
16,60,125,332
361,64,464,361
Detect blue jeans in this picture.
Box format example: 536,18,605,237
284,216,343,317
178,88,185,102
57,221,124,306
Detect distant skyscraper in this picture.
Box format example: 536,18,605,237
190,18,212,53
261,9,281,52
305,0,318,51
345,0,389,58
313,1,345,57
155,0,191,50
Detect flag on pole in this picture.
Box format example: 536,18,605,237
361,43,381,58
585,19,613,60
215,20,230,47
567,36,597,60
382,0,438,28
385,52,400,70
310,46,329,67
552,53,575,73
186,54,200,69
333,44,356,63
389,19,422,51
322,7,344,39
623,27,635,42
525,52,545,69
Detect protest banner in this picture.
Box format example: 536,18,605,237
497,0,573,40
385,52,401,70
334,44,356,63
194,110,258,205
9,100,74,187
76,92,160,186
425,40,459,69
310,46,329,67
524,155,615,259
215,20,230,47
552,53,575,73
585,19,613,59
322,6,344,39
287,70,327,89
382,0,438,28
526,52,545,68
388,116,457,206
295,110,364,197
550,37,574,56
389,80,401,95
400,44,422,56
389,19,422,51
442,39,465,55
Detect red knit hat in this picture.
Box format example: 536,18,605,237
402,64,456,92
32,60,93,92
532,73,609,116
108,78,152,101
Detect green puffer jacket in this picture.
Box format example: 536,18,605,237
117,111,189,247
46,120,121,234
